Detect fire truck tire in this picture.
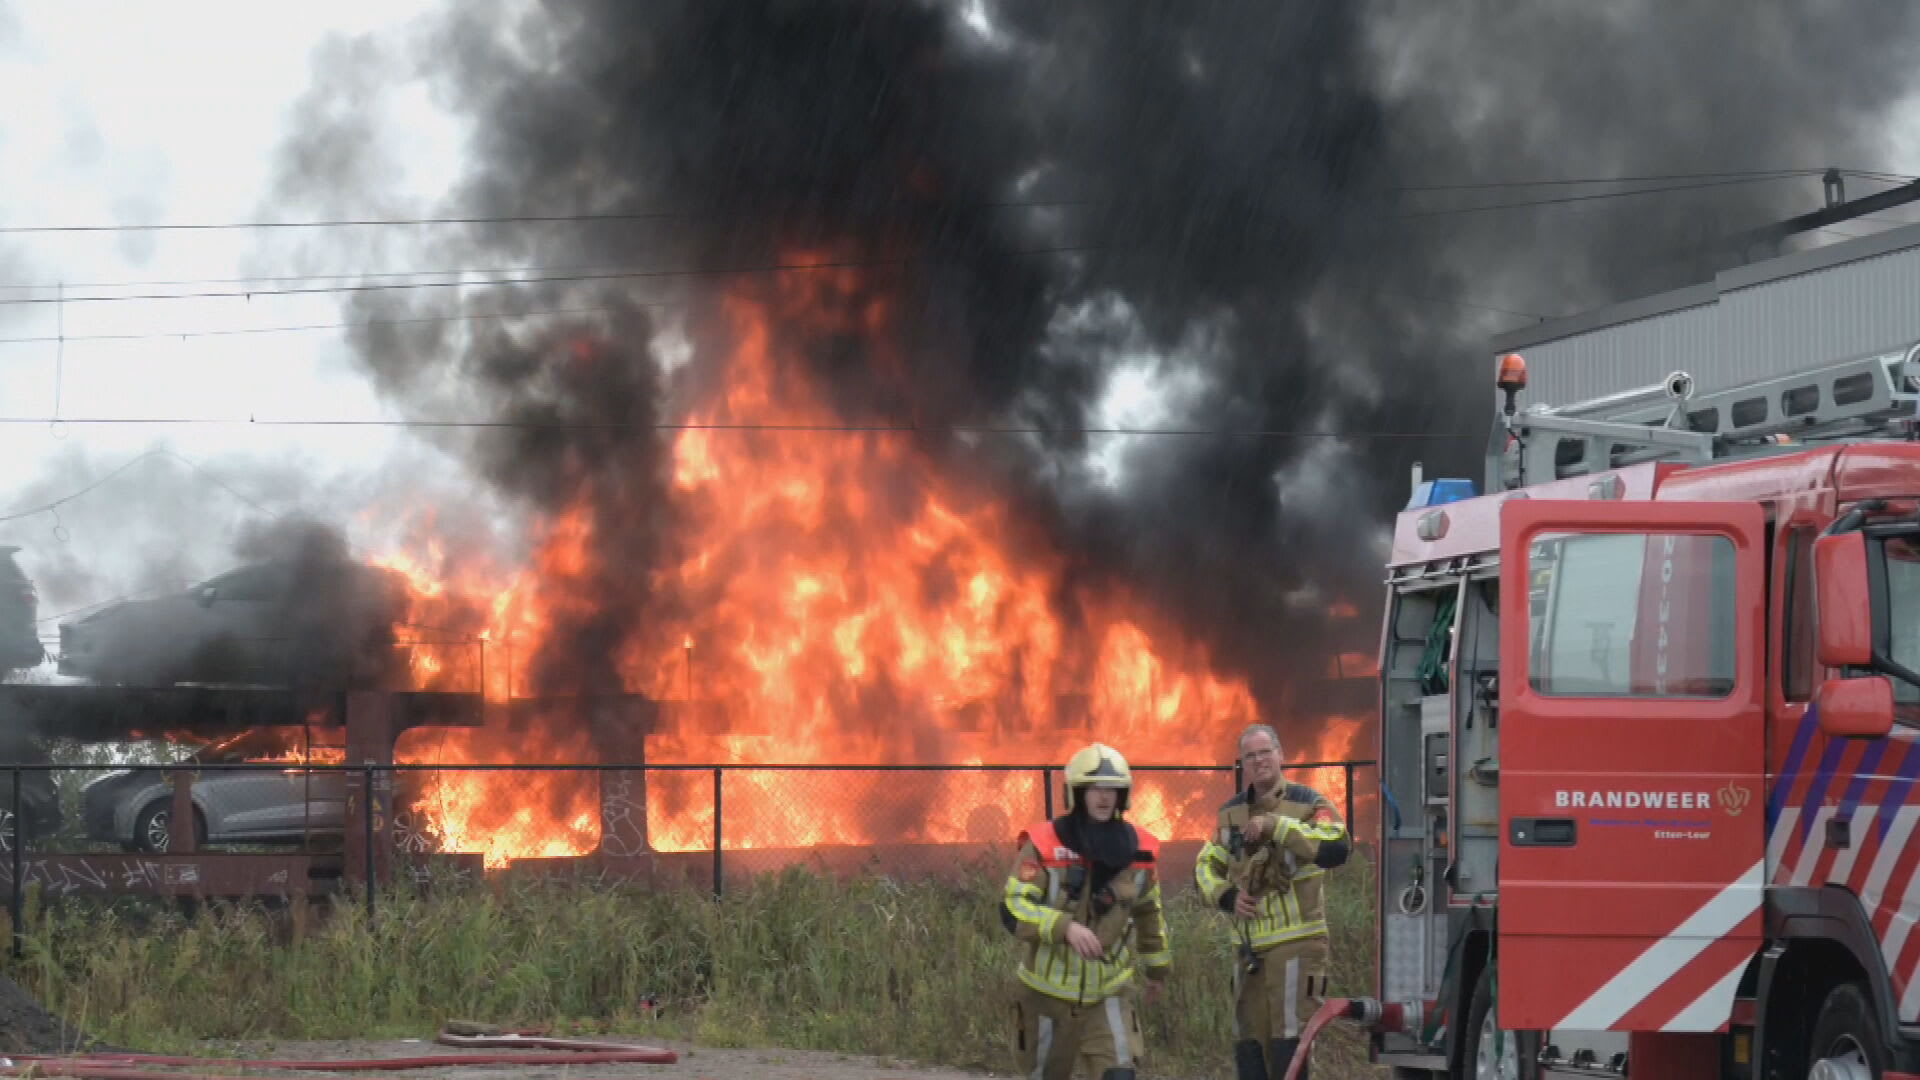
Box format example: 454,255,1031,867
1806,982,1887,1080
1463,965,1537,1080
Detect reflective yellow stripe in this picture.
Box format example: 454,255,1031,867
1244,919,1328,949
1018,953,1138,1004
1296,816,1346,842
1206,879,1328,950
1003,876,1061,939
1194,841,1232,904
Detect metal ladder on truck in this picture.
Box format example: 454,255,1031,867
1487,341,1920,491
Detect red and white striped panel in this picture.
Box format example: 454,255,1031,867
1555,860,1765,1032
1768,731,1920,1024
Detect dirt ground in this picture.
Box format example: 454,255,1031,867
40,1038,1010,1080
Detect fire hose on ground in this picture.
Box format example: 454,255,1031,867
0,1026,679,1078
1280,996,1423,1080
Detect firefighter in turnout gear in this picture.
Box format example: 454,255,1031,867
1194,724,1350,1080
1001,743,1171,1080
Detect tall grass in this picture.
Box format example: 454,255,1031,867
4,852,1378,1079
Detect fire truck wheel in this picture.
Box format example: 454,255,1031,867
1464,965,1537,1080
1806,982,1886,1080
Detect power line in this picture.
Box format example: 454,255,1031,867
0,168,1870,264
1837,168,1920,185
0,170,1877,306
0,261,701,294
0,449,165,523
160,450,281,519
0,291,1543,345
0,415,1480,439
1382,167,1825,194
1391,172,1825,221
0,170,1865,237
0,304,662,347
0,448,281,524
0,198,1096,236
0,246,1100,307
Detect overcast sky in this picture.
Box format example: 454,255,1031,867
0,1,481,635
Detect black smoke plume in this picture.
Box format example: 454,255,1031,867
261,1,1920,740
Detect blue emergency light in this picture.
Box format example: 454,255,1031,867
1406,478,1477,510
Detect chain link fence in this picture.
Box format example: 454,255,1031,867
0,757,1375,941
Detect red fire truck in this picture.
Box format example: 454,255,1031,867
1333,340,1920,1080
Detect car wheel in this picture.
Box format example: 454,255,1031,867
1807,982,1887,1080
135,799,207,854
1464,963,1538,1080
0,807,21,854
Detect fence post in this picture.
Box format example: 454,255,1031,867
1040,767,1053,820
9,766,20,960
712,767,724,899
1343,763,1356,827
363,765,376,926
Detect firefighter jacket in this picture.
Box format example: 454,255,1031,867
1194,782,1350,952
1000,819,1171,1005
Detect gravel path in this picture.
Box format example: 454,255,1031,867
84,1038,1005,1080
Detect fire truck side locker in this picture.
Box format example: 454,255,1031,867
1377,575,1453,1074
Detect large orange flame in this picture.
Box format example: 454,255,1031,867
373,265,1368,867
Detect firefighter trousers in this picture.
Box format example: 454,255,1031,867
1231,935,1331,1080
1010,985,1145,1080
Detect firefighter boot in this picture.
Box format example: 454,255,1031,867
1269,1037,1305,1080
1234,1038,1267,1080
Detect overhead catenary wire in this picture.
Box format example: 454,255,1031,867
0,448,281,525
0,304,664,347
0,415,1481,438
0,167,1877,238
0,175,1879,296
0,198,1097,235
0,246,1102,307
1388,171,1830,221
0,289,1547,345
0,165,1854,349
1378,166,1830,194
0,167,1883,314
0,261,720,294
0,448,162,524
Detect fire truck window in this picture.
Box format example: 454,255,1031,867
1527,531,1737,699
1884,538,1920,705
1783,528,1815,702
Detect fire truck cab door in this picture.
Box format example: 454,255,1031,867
1498,498,1766,1033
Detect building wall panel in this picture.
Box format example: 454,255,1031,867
1521,304,1717,405
1506,228,1920,412
1720,246,1920,385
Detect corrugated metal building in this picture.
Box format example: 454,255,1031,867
1488,222,1920,408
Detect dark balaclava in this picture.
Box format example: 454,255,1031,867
1055,787,1139,896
